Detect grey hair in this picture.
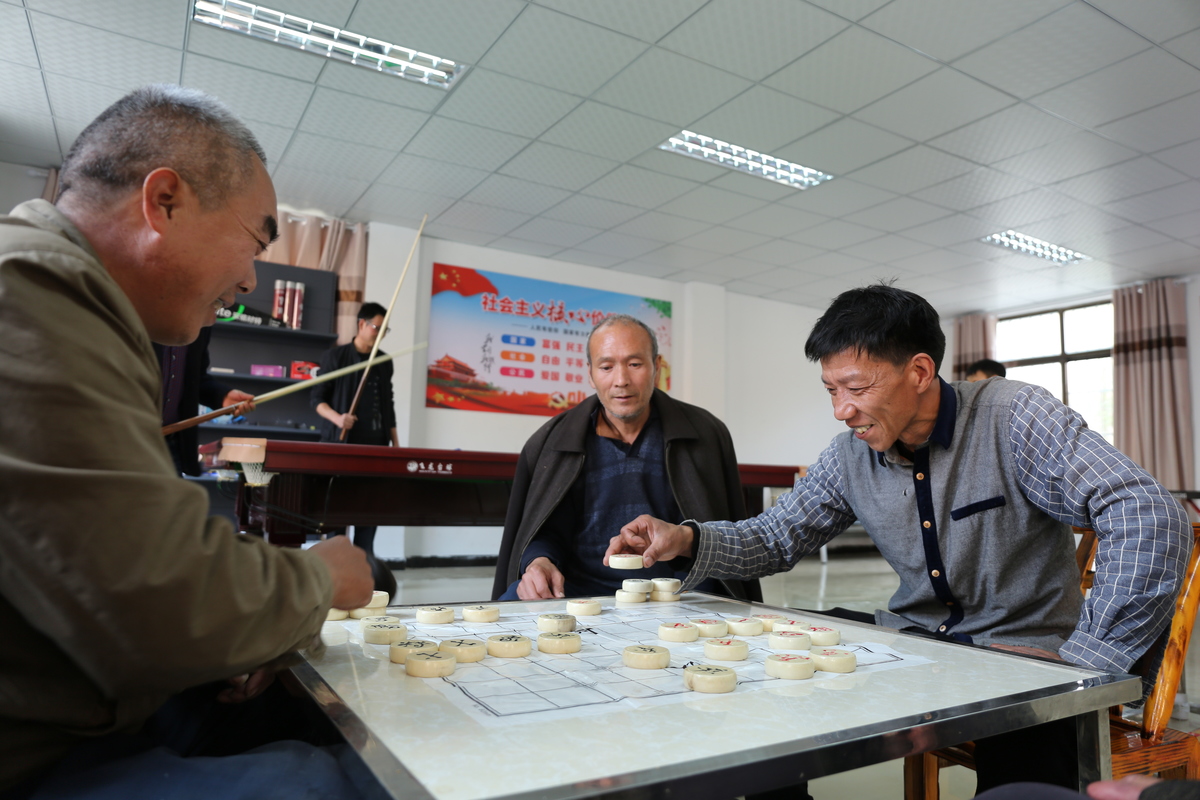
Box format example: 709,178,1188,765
586,314,659,366
57,84,267,210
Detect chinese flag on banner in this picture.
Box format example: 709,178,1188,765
431,264,499,297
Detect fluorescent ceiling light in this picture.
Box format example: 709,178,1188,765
660,130,833,190
981,230,1090,265
192,0,466,89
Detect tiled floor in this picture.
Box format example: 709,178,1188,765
389,551,1200,800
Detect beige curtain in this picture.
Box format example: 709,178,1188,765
41,168,58,202
1114,279,1195,491
260,213,368,343
952,313,997,380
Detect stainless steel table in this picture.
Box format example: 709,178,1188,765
295,594,1139,800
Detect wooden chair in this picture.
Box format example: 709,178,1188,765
903,525,1200,799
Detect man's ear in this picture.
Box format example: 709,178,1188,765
141,167,186,234
909,353,939,393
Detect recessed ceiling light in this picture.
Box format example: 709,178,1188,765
981,230,1090,265
192,0,467,89
660,130,833,190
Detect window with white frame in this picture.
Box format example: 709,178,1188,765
994,302,1114,443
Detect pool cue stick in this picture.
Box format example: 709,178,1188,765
338,214,426,441
160,342,428,436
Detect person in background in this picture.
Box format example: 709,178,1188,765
155,325,255,476
966,357,1007,382
0,84,373,799
976,775,1197,799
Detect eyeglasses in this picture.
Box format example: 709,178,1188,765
366,322,391,335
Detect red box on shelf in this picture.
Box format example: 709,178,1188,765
290,361,320,380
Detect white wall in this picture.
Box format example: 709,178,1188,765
0,161,50,213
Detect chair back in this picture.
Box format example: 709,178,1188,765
1140,524,1200,743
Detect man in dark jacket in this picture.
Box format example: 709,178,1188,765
492,314,759,602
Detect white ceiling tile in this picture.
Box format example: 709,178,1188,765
0,4,39,69
402,117,530,171
804,0,893,20
686,256,775,279
30,0,185,44
1052,157,1190,205
0,108,56,152
735,267,812,289
582,165,700,208
1102,182,1200,224
480,5,647,95
780,178,896,216
1060,224,1172,258
575,231,665,259
1031,49,1200,128
421,222,498,247
610,260,689,279
347,0,525,64
1144,209,1200,240
725,204,829,238
539,102,678,162
889,273,959,296
841,264,920,287
950,4,1149,99
689,86,840,152
674,227,771,255
847,146,975,194
1096,92,1200,154
840,234,934,263
435,200,530,235
993,131,1138,184
859,0,1071,63
738,239,826,267
185,21,323,82
182,55,315,129
722,279,776,297
633,243,718,268
462,174,573,215
1084,0,1200,43
271,165,368,217
534,0,707,42
775,117,914,176
853,68,1017,143
42,73,125,123
1053,260,1151,289
0,141,59,169
901,214,1002,247
927,103,1080,165
792,251,874,277
541,195,644,228
438,69,580,139
911,169,1038,211
655,185,768,224
662,269,732,286
555,249,625,268
889,248,979,275
610,211,710,242
488,237,566,258
279,133,394,182
786,219,886,250
506,218,602,248
376,154,490,196
659,0,848,81
34,14,181,91
630,148,728,182
244,121,293,172
1108,240,1200,270
842,196,951,232
498,142,618,191
1165,28,1200,70
693,177,792,210
1154,140,1200,179
593,47,753,125
969,189,1086,228
765,26,940,114
299,88,428,151
351,183,458,221
316,60,445,113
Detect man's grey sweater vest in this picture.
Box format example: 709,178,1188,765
836,378,1082,651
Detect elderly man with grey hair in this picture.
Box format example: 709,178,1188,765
0,85,373,798
492,313,760,603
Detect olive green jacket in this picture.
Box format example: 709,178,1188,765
0,201,333,790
